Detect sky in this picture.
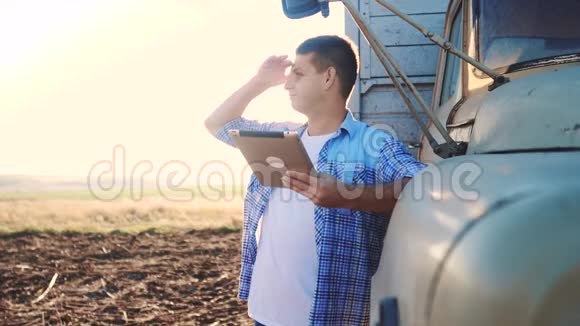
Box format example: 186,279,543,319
0,0,346,185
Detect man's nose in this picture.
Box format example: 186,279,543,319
284,76,294,91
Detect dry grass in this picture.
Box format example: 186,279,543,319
0,195,244,234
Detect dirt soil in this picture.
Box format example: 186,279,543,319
0,230,252,325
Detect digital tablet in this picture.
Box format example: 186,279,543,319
228,129,315,187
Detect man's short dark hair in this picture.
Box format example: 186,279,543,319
296,35,359,100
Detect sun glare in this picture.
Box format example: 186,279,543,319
0,1,345,183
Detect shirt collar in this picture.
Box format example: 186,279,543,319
299,109,357,137
339,110,357,136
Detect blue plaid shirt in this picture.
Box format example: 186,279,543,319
214,111,426,325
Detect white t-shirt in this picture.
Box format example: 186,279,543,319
248,129,335,326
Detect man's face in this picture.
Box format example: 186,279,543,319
284,53,327,114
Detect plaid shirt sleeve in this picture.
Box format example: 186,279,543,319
213,117,303,148
377,134,427,183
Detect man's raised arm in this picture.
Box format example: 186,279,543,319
203,55,292,136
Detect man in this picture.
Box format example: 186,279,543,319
205,35,426,325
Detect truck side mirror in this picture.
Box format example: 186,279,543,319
281,0,330,18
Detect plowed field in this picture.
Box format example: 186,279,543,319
0,230,251,325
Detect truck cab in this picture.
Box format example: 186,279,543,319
371,0,580,325
420,0,580,163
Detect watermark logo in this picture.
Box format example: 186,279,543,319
87,142,483,203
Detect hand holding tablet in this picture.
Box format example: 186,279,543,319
228,129,315,187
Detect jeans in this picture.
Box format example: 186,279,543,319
254,321,266,326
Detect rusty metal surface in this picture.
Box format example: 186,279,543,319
468,63,580,154
370,151,580,325
430,186,580,326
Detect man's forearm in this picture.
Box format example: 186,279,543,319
204,77,268,135
345,177,410,215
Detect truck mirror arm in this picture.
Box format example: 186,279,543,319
371,0,509,91
342,0,467,158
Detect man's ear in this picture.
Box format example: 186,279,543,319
323,67,337,91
